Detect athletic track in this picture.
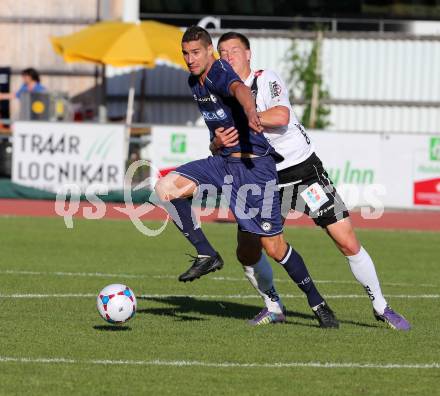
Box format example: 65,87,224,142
0,199,439,231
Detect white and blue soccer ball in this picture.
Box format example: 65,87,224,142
97,284,137,324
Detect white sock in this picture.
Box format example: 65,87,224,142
243,254,284,314
346,246,387,314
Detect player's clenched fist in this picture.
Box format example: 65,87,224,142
245,107,264,133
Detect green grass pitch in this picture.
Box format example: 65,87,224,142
0,216,439,395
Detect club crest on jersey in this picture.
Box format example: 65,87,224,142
216,109,226,118
261,221,272,232
269,81,282,98
300,182,329,212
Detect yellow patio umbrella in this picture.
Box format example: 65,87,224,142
51,20,187,124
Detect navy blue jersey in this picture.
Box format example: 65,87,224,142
188,59,276,157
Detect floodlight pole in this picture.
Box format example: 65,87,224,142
123,0,139,127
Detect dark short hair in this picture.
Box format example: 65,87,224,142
21,68,40,83
182,26,212,47
218,32,250,50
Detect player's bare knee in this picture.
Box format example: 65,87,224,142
155,176,180,201
345,241,361,256
338,236,360,256
265,248,284,262
154,178,170,201
262,239,285,262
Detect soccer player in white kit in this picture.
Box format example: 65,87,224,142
214,32,410,331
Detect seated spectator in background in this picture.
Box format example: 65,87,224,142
0,68,46,101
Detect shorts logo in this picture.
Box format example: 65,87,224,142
269,81,282,98
300,182,329,212
317,204,334,217
261,221,272,232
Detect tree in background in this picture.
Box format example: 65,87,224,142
286,30,331,129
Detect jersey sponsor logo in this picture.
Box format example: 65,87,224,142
193,94,217,103
269,80,282,98
201,110,227,121
261,221,272,232
300,182,329,212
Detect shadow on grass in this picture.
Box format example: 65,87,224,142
137,296,379,329
138,296,316,324
93,325,132,331
337,319,381,329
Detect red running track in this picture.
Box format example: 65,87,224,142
1,199,439,231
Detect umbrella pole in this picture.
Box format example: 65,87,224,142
99,64,107,123
138,68,146,122
126,69,136,127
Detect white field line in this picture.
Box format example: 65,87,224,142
0,293,439,299
0,270,143,279
0,356,438,370
0,270,437,288
152,275,438,288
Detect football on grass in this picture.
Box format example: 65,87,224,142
97,284,137,324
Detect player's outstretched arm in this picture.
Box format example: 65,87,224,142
229,81,263,133
258,106,290,129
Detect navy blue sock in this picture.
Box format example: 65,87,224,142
277,244,324,308
169,198,217,257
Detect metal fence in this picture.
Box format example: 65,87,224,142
105,30,440,133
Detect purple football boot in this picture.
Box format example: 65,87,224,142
374,306,411,331
248,307,286,326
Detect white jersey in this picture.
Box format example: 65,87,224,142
244,69,314,171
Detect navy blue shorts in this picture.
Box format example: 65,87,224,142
174,155,283,236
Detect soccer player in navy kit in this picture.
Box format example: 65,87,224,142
155,27,333,326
